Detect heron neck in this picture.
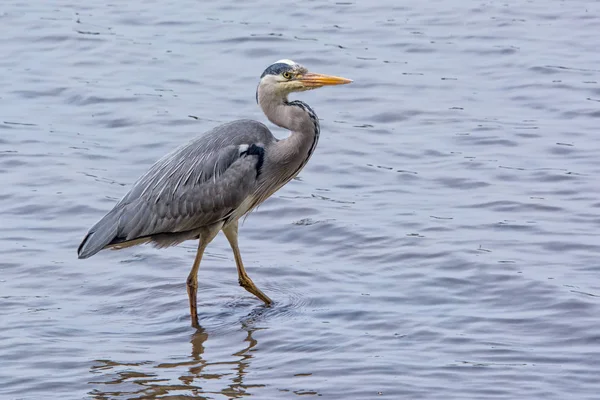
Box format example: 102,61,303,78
259,95,320,170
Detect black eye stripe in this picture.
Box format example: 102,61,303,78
260,63,294,78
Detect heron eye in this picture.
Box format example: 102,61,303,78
282,71,292,80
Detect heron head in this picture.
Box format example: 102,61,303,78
257,59,352,100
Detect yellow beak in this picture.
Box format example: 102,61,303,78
297,72,353,88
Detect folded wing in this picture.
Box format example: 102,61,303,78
78,120,271,259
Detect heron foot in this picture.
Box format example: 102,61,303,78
239,276,272,305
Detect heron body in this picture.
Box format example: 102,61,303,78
78,59,352,326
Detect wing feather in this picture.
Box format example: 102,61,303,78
77,119,274,258
120,144,255,239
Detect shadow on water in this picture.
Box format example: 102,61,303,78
88,311,268,400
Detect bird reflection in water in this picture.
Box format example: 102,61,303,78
88,315,265,399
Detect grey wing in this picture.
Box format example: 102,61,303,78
78,120,273,258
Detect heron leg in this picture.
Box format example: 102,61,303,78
187,226,221,328
222,221,272,305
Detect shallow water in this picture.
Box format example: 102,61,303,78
2,0,600,399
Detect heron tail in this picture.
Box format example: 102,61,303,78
77,208,122,259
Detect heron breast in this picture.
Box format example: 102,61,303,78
228,195,258,223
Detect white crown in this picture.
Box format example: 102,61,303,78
273,59,296,66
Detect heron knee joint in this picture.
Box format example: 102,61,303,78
239,277,253,288
187,276,198,288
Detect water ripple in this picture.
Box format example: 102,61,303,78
2,0,600,399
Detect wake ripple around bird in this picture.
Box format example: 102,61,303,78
198,280,316,333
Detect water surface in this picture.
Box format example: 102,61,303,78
1,1,600,399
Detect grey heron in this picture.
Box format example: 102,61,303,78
77,59,352,327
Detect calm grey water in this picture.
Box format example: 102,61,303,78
2,1,600,399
